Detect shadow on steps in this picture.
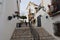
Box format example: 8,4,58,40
29,23,40,40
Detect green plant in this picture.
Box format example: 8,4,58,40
20,16,27,21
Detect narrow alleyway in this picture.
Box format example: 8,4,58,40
10,23,56,40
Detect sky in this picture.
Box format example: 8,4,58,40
20,0,41,16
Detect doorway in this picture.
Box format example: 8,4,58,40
37,15,41,27
54,22,60,37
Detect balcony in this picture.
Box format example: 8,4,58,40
48,5,60,17
48,11,60,17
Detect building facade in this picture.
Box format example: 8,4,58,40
0,0,20,40
34,0,60,40
26,2,38,23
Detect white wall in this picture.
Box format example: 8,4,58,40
26,13,29,22
38,9,54,35
42,0,51,12
35,0,54,34
35,9,60,40
52,15,60,23
51,14,60,40
35,8,56,38
0,0,18,40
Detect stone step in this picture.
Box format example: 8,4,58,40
35,27,56,40
10,27,33,40
10,27,56,40
11,37,33,40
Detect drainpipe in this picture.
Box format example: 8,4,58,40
17,0,21,16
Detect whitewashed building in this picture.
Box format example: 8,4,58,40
26,1,38,22
0,0,20,40
35,0,60,40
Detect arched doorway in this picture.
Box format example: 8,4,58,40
37,15,41,27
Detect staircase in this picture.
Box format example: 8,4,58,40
10,27,33,40
10,27,56,40
36,27,56,40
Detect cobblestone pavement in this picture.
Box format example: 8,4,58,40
10,25,56,40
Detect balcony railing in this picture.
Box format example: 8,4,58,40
48,10,60,17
